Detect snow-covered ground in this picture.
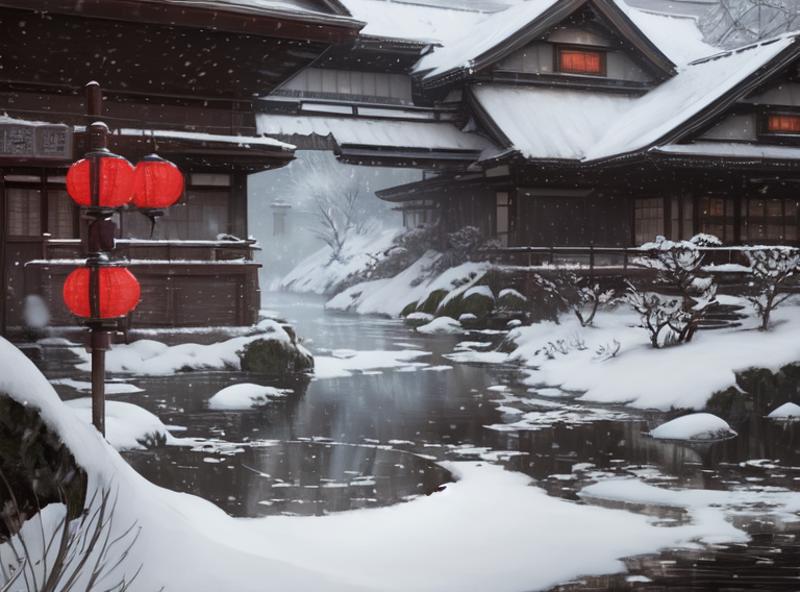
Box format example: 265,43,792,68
279,226,400,294
326,255,490,317
4,336,795,592
458,300,800,411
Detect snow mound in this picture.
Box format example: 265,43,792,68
69,320,292,375
768,402,800,420
51,378,144,395
649,413,737,442
64,398,178,451
463,285,494,300
208,383,291,410
407,312,434,322
417,317,463,335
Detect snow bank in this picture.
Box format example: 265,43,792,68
280,227,400,294
64,398,179,451
208,383,291,410
0,337,780,592
498,303,800,410
649,413,736,441
314,348,431,378
580,479,800,530
416,317,463,335
51,378,143,395
326,254,491,318
69,320,296,375
768,402,800,420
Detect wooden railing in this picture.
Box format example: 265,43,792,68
38,238,259,263
480,245,750,274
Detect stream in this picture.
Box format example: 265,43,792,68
41,291,800,591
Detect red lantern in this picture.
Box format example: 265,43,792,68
132,154,184,209
63,266,141,319
66,154,135,208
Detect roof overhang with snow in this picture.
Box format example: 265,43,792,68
256,113,496,168
0,0,365,42
413,0,677,88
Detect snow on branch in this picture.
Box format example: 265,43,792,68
745,247,800,330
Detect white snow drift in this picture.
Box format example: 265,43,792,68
649,413,737,441
208,383,292,410
0,336,783,592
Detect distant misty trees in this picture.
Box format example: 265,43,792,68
701,0,800,47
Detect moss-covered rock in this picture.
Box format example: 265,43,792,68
437,293,465,319
400,301,419,317
239,337,314,376
0,396,87,540
497,288,528,312
418,289,449,315
404,312,434,328
459,286,495,319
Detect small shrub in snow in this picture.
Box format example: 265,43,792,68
633,236,718,344
533,272,616,327
593,340,621,361
625,285,688,349
744,247,800,331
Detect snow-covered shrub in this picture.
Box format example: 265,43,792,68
431,226,497,274
593,340,621,361
744,247,800,331
625,284,689,349
533,271,616,327
636,235,718,343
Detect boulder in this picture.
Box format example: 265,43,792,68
418,289,449,315
497,288,528,311
239,336,314,376
400,301,419,317
459,286,495,319
404,312,434,327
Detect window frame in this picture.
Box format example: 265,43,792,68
553,44,608,78
758,108,800,144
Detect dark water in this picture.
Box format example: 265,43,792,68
39,292,800,591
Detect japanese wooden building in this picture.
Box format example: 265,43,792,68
0,0,361,335
257,0,800,254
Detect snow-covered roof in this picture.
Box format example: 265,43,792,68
152,0,362,25
470,35,800,164
584,35,798,161
74,126,295,151
616,2,717,64
652,142,800,161
412,0,559,78
339,0,489,44
256,113,494,152
473,85,635,160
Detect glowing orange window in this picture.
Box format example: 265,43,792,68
558,48,604,75
768,114,800,134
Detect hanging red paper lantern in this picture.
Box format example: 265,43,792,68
66,154,136,208
132,154,184,209
63,266,141,319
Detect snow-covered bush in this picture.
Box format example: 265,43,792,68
744,247,800,331
533,271,616,327
625,285,689,349
635,235,718,343
431,226,497,274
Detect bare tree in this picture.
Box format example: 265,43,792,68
0,472,145,592
745,247,800,330
702,0,800,48
308,185,361,262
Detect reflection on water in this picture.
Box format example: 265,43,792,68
126,441,451,517
37,292,800,590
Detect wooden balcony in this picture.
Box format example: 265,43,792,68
24,238,262,330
